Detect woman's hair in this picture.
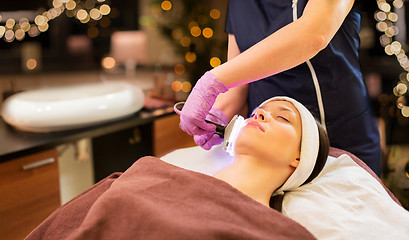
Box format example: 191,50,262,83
269,119,330,212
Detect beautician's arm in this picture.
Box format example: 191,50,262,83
213,34,248,120
210,0,354,88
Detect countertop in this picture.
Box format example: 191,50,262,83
0,107,175,163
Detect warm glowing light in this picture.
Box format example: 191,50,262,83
50,7,63,18
66,0,76,10
384,45,393,55
396,82,408,95
388,12,398,22
180,36,191,47
172,80,182,92
379,34,391,46
53,0,63,8
210,57,221,68
34,15,47,26
90,8,102,20
210,9,221,19
380,2,391,12
397,96,406,109
161,1,172,11
80,15,91,24
385,27,397,37
28,25,40,37
100,4,111,15
26,59,37,70
15,29,25,41
6,19,15,29
190,26,201,37
181,81,192,92
4,30,15,42
19,18,29,25
38,23,49,32
185,52,197,63
174,64,185,75
394,0,404,8
0,26,5,37
43,11,52,21
402,106,409,117
21,22,31,32
0,1,110,43
391,41,402,53
376,22,387,32
102,57,116,69
202,28,213,38
77,9,88,20
375,11,387,21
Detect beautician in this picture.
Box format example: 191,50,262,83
178,0,382,176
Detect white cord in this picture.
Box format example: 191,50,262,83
292,0,327,130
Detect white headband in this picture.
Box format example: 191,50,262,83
257,96,319,196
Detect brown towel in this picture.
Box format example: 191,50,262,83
26,156,316,240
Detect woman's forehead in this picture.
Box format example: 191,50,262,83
257,100,299,115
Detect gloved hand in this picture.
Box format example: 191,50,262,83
194,107,228,150
179,71,228,136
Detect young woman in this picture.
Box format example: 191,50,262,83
214,96,329,209
26,97,329,239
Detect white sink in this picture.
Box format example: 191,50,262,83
1,82,145,132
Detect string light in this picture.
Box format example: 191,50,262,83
150,0,227,88
0,0,111,43
375,0,409,117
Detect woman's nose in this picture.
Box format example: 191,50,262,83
252,109,267,121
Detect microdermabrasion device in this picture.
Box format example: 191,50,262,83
174,102,245,156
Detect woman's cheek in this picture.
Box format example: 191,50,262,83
234,129,256,149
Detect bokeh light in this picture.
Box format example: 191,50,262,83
202,27,213,38
26,59,38,70
180,36,191,47
210,9,221,19
100,4,111,15
190,26,201,37
181,81,192,92
174,64,185,75
210,57,221,68
161,1,172,11
102,56,116,70
172,80,182,92
185,52,197,63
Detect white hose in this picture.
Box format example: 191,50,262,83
292,0,327,130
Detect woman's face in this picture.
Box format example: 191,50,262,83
234,100,302,168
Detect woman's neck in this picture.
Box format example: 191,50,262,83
212,154,287,207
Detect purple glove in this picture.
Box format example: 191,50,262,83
194,107,228,150
179,71,228,136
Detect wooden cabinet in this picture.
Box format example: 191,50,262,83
0,149,60,240
153,114,196,157
92,123,153,182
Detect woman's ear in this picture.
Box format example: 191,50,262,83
290,158,300,168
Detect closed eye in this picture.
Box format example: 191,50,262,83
277,115,290,122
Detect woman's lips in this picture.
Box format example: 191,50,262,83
245,121,265,132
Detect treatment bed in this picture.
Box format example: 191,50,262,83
25,146,409,239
